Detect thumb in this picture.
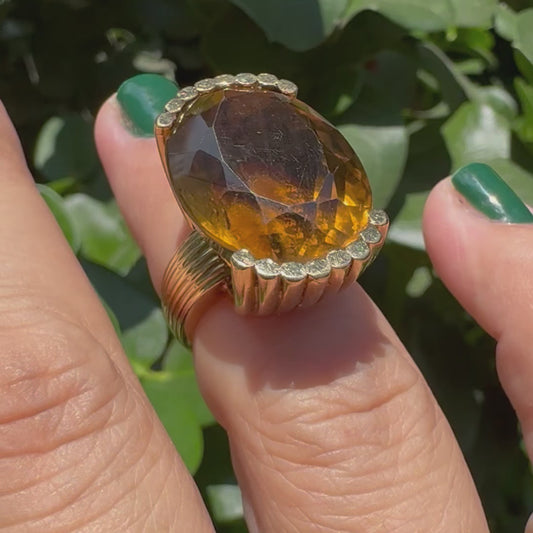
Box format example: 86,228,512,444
423,164,533,460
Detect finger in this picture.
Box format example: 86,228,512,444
424,166,533,460
96,75,489,532
0,101,212,531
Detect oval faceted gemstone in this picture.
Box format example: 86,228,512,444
166,89,372,263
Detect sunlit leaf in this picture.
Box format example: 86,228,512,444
64,194,141,276
82,261,168,368
345,0,496,31
406,266,432,298
142,375,204,473
121,306,168,368
514,9,533,65
494,3,518,42
442,102,511,169
474,86,518,121
206,484,244,523
388,191,428,250
163,340,215,427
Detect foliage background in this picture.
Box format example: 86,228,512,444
2,0,533,530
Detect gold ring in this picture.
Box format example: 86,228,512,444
155,73,389,346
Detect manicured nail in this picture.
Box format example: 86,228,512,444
116,74,178,137
451,162,533,223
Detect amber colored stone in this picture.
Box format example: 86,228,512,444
166,89,372,263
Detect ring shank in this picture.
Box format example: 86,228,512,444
161,231,228,347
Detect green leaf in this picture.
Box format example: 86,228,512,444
417,42,471,113
206,484,244,523
121,306,168,368
388,191,428,250
514,9,533,65
406,266,433,298
339,123,408,208
313,65,363,118
515,49,533,85
514,78,533,149
515,78,533,118
442,102,511,170
163,340,215,427
64,194,141,276
345,0,496,32
201,6,301,79
345,0,451,31
447,0,497,28
227,0,348,51
37,184,81,253
82,261,168,368
141,375,204,473
474,86,518,121
33,114,100,183
494,7,533,70
337,85,409,208
494,3,518,42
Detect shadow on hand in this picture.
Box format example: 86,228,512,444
198,283,390,391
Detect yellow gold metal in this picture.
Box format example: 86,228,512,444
161,231,228,347
156,74,390,345
301,258,331,308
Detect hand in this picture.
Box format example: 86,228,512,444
1,74,532,532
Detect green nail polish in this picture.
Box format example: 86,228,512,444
451,163,533,224
117,74,178,137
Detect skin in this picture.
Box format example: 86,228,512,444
0,94,531,532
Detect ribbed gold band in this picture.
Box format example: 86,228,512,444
161,231,228,347
161,209,389,347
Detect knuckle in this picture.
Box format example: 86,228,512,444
0,313,125,455
0,311,159,529
254,353,428,469
239,353,456,529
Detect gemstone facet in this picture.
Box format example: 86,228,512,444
166,88,372,263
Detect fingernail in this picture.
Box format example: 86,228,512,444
116,74,178,137
451,162,533,223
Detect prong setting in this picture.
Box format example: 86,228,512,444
154,72,300,137
228,209,389,314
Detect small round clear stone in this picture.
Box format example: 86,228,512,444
281,262,306,281
257,73,278,86
177,86,198,101
369,209,388,226
235,73,257,86
165,98,185,113
346,239,370,260
255,258,281,279
156,112,175,128
232,249,255,269
361,227,381,244
214,74,235,87
327,249,352,269
277,79,298,96
306,258,330,278
194,78,216,92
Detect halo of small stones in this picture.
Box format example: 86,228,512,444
231,209,389,285
156,73,298,131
